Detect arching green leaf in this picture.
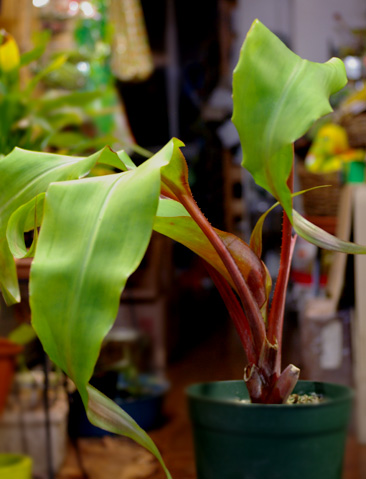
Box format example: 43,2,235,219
232,19,347,220
29,147,176,477
293,210,366,253
7,193,45,259
87,386,172,479
0,146,123,304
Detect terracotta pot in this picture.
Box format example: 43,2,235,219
0,338,23,414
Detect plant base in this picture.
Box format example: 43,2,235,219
187,380,353,479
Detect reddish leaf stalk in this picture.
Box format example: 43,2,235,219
175,191,266,358
267,165,296,376
258,338,278,381
205,262,257,364
161,157,299,403
264,364,300,404
244,364,265,402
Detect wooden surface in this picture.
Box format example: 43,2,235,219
58,324,366,479
58,437,158,479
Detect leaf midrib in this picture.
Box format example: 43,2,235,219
263,60,305,190
64,172,131,382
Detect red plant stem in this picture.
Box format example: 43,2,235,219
258,337,278,380
264,364,300,404
175,191,266,357
244,364,264,402
267,163,295,374
205,262,257,364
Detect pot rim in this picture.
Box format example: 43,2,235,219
186,379,354,409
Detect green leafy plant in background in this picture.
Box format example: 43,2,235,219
0,29,117,157
0,20,365,477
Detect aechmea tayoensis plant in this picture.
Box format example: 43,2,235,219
0,20,364,478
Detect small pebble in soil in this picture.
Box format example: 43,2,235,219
287,393,324,404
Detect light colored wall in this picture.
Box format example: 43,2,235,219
292,0,366,62
232,0,366,65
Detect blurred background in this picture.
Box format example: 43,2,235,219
0,1,365,478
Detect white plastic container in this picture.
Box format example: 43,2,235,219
0,388,68,478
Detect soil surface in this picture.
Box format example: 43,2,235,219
287,393,324,404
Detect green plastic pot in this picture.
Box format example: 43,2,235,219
0,454,32,479
187,380,353,479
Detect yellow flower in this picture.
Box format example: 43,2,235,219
0,30,20,72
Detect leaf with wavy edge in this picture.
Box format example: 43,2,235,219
0,146,125,304
29,146,178,478
0,239,19,304
7,193,45,259
232,19,347,220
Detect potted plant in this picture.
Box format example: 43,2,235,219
0,29,120,158
0,19,364,478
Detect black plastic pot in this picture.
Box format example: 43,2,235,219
187,380,353,479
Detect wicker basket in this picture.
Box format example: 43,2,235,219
297,161,342,217
341,112,366,149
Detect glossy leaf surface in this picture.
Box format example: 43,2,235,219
232,19,347,219
29,149,175,476
0,146,123,304
159,138,189,200
7,193,45,258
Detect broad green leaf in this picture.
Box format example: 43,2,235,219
30,170,158,392
159,138,188,200
155,198,268,309
232,19,347,220
293,210,366,253
0,146,122,304
87,386,172,479
29,146,176,475
116,149,136,170
7,193,45,259
0,238,19,304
